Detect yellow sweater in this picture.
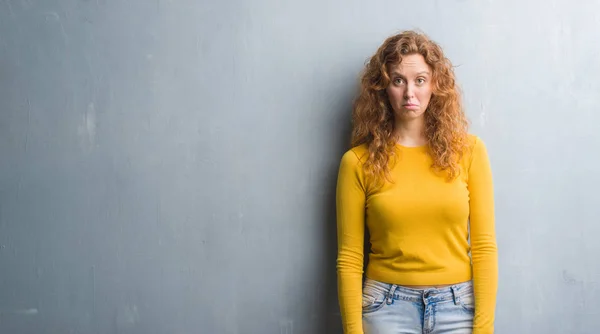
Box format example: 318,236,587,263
335,135,497,334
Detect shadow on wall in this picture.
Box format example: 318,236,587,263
313,86,358,334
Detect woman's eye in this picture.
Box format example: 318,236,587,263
417,78,425,84
394,78,404,84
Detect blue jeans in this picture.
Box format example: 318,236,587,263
362,278,474,333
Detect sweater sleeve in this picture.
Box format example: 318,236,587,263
335,149,367,334
467,137,499,334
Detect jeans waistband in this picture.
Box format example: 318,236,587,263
364,277,473,304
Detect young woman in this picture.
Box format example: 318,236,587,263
336,30,498,334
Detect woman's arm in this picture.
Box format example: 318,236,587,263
336,149,367,334
467,137,499,334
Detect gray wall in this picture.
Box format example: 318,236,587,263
1,0,599,333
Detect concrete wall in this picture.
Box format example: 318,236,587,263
1,0,599,333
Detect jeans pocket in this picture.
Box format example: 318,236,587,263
458,293,475,313
362,282,387,314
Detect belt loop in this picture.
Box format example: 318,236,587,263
451,286,459,305
386,284,398,305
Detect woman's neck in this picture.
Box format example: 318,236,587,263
393,117,427,147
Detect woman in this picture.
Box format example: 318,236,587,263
335,30,498,334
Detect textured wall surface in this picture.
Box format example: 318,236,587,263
1,0,599,333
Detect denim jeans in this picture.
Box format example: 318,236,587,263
362,277,474,334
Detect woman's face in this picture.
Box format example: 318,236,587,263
386,53,433,121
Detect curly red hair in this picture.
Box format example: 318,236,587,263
351,30,469,186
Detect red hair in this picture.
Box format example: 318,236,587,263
350,30,469,187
